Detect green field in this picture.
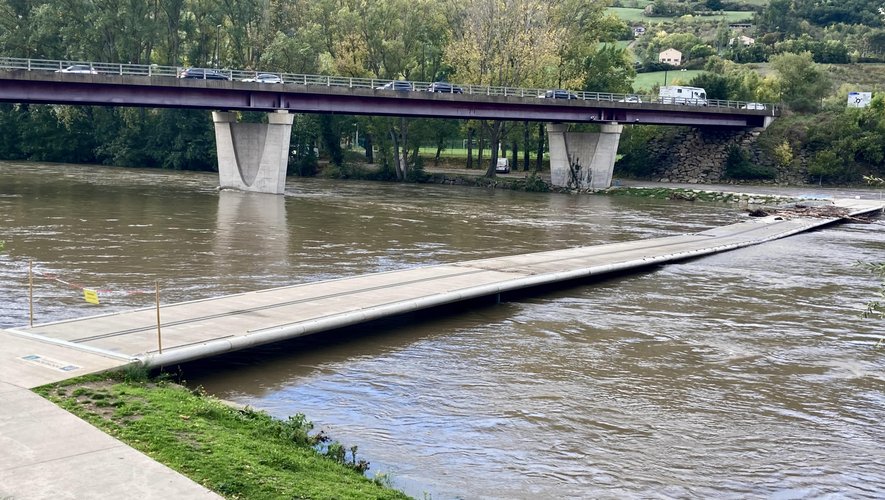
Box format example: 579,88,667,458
632,70,707,91
607,7,754,24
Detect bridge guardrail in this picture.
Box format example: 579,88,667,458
0,56,778,113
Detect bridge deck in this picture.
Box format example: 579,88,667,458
3,198,881,382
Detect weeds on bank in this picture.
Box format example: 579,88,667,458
34,370,408,500
605,186,795,205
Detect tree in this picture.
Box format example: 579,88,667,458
547,0,626,88
757,0,798,35
769,51,831,112
446,0,561,177
689,73,730,100
581,44,635,93
260,31,323,74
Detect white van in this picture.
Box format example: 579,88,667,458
659,85,707,106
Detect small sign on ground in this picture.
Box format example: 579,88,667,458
21,354,81,372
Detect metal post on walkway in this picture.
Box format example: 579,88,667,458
28,259,33,327
155,280,163,354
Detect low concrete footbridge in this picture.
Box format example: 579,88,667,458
3,198,877,376
0,57,779,193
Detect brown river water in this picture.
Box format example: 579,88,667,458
1,161,883,499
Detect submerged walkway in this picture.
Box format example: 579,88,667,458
0,197,882,499
5,198,884,375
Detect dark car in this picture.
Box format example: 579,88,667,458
376,80,414,91
539,89,579,100
427,82,463,94
178,68,231,81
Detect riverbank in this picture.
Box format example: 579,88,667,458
33,370,410,500
417,164,885,203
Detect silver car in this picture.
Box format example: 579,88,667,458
242,73,283,84
56,65,98,74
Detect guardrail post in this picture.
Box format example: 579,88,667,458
155,280,162,354
28,259,33,328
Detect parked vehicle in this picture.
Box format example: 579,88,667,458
618,95,642,103
740,102,766,110
427,82,463,94
658,85,707,106
56,65,98,74
376,80,413,91
241,73,283,84
495,158,510,174
539,89,579,99
178,68,231,80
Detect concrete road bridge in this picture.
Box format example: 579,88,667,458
0,57,779,194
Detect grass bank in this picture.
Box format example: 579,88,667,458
35,370,410,500
606,7,753,23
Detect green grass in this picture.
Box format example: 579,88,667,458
632,70,708,91
36,374,410,500
607,7,754,23
824,63,885,90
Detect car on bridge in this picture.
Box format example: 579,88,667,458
539,89,579,99
618,95,642,103
741,102,766,110
178,68,231,81
376,80,414,91
427,82,463,94
56,65,98,74
241,73,283,84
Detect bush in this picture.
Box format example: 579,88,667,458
289,154,318,177
807,150,859,184
614,126,663,178
724,145,776,180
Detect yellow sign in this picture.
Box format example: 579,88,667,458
83,288,100,305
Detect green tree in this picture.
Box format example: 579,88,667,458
689,73,730,100
447,0,569,177
769,51,831,112
581,44,635,93
260,31,323,74
0,104,25,159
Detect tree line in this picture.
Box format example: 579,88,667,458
0,0,635,179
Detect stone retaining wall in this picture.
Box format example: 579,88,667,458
646,127,808,185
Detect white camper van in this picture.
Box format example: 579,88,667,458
658,85,707,106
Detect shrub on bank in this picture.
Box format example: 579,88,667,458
724,145,777,180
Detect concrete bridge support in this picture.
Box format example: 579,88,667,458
547,122,623,190
212,110,294,194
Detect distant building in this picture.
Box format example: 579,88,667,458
633,26,646,37
728,22,752,30
729,35,755,46
658,48,683,66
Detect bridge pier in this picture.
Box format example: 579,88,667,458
212,110,294,194
547,122,623,190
